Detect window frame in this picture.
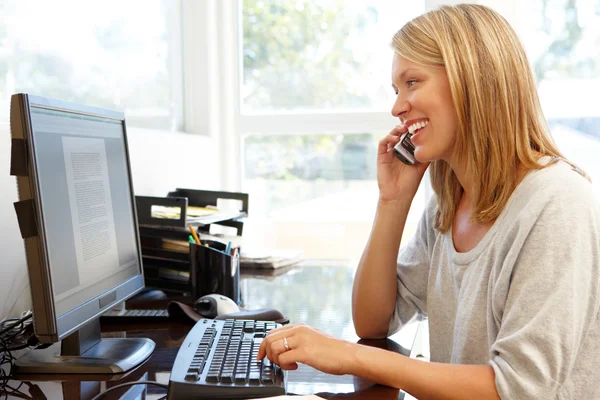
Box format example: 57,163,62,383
209,1,510,196
192,0,444,193
0,0,186,132
198,0,518,194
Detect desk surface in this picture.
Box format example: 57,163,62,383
2,261,422,400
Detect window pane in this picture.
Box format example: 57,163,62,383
241,0,423,112
0,0,179,129
520,0,600,193
242,133,427,260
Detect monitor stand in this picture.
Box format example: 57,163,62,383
15,319,155,374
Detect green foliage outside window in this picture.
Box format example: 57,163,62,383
243,0,600,181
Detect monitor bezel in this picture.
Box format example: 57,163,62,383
11,93,146,343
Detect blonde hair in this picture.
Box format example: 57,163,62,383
391,4,586,232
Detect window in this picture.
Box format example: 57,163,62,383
242,132,430,260
237,0,600,259
519,0,600,195
5,1,594,260
242,1,420,112
0,0,182,130
239,1,427,259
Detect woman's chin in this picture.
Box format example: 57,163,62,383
414,149,441,163
413,149,427,163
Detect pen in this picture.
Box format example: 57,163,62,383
188,225,201,245
225,241,232,254
188,235,195,244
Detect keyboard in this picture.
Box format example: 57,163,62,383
100,308,169,322
167,318,287,399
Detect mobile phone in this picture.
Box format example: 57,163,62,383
393,132,416,165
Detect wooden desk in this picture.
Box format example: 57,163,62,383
2,261,423,400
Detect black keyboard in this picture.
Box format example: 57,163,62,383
100,308,169,322
167,318,287,399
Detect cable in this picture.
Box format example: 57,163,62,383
0,382,32,400
0,314,34,395
0,322,23,338
8,382,24,395
0,313,31,333
0,314,32,337
4,342,33,352
1,326,29,344
89,381,169,400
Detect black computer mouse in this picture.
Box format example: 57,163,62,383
194,294,240,318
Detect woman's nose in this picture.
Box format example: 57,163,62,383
391,96,410,121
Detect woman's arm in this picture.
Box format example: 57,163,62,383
351,343,500,400
258,324,500,400
353,127,429,339
352,198,412,338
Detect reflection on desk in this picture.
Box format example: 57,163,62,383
242,261,421,398
3,261,424,400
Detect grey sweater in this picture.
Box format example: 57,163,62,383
388,160,600,399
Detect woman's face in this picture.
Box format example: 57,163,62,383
391,54,458,163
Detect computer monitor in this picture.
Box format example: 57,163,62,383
9,93,154,374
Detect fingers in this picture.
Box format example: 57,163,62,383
278,349,300,370
272,337,301,370
390,124,408,136
258,325,302,367
266,336,287,365
258,325,293,360
268,334,298,366
378,134,399,156
378,125,407,155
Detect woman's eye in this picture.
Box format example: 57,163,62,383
407,80,418,88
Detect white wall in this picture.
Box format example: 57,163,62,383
0,123,218,320
0,122,29,319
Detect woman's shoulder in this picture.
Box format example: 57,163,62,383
495,159,599,243
516,157,598,214
527,158,591,194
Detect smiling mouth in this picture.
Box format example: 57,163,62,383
407,120,428,135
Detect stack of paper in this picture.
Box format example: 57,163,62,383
240,249,303,269
187,209,246,225
149,205,245,226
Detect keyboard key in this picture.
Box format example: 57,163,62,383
249,371,261,384
188,362,205,373
169,319,286,398
185,372,199,381
220,371,234,383
235,373,247,383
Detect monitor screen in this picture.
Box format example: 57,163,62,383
10,94,153,374
30,106,140,319
11,94,144,342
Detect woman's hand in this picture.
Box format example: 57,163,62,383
257,324,356,376
377,125,430,202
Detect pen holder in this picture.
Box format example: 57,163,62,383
189,241,241,305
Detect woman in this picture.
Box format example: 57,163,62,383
258,4,600,399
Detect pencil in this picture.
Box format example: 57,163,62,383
188,225,201,244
